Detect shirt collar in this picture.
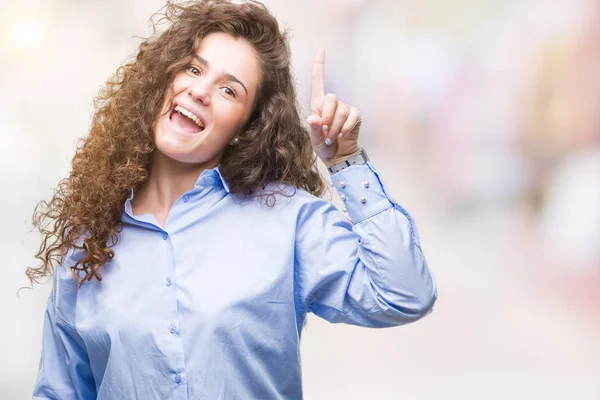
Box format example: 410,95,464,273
126,164,230,201
210,164,231,193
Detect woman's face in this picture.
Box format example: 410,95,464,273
153,32,261,166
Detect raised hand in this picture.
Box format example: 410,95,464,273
306,47,362,168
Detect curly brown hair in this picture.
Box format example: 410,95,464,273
26,0,326,287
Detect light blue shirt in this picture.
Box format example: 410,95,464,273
33,161,437,400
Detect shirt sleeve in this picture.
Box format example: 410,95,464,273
33,269,96,400
295,161,437,327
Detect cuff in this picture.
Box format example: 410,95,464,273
330,161,394,223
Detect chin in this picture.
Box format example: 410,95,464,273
154,141,203,165
154,132,222,167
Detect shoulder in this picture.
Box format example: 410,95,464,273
51,242,87,327
230,180,346,230
256,181,337,214
262,183,351,238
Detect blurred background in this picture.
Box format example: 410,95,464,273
1,0,599,398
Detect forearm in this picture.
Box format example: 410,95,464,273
328,161,437,320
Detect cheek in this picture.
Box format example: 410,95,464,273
156,88,176,121
171,76,187,93
213,102,246,129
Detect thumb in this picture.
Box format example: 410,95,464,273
306,114,323,142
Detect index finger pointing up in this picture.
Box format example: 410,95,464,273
311,47,325,110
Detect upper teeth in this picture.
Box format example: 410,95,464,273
174,105,205,128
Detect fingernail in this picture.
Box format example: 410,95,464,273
338,133,343,138
325,137,333,145
322,125,329,132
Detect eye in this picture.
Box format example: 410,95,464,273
187,65,201,75
222,86,237,98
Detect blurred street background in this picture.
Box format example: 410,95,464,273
1,0,599,398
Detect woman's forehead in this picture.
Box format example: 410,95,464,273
194,32,260,89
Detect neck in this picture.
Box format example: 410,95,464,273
133,151,218,215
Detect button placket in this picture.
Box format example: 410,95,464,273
160,229,186,396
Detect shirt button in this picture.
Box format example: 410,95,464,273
183,195,190,202
169,326,178,335
360,197,366,203
175,374,182,384
340,181,346,188
162,232,168,240
165,278,172,287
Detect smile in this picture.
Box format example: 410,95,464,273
169,105,206,134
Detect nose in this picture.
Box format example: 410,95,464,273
187,82,210,105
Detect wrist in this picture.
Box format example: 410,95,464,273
324,148,362,169
326,148,369,174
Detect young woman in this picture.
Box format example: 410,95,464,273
29,1,437,398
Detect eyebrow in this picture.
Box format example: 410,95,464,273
194,55,249,95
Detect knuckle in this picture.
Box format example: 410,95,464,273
325,93,337,101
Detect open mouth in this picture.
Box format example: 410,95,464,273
170,105,206,134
